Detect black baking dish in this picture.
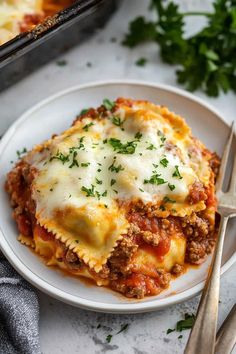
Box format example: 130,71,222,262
0,0,119,91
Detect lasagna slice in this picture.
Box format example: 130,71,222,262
5,98,220,298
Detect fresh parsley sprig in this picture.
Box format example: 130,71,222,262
123,0,236,97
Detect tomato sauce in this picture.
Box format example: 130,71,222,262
33,224,54,241
128,212,159,233
120,273,161,297
16,214,31,237
141,236,171,261
128,212,171,258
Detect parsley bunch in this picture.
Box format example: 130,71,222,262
123,0,236,97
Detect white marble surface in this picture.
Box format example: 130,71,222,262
0,1,235,353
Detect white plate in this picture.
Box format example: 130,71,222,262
0,80,235,314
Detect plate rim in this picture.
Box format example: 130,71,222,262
0,79,235,313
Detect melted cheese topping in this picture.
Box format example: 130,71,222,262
0,0,42,45
25,98,212,271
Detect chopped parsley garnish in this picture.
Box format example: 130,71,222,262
111,115,123,127
103,323,130,344
97,168,102,172
160,136,166,143
160,158,169,167
16,147,27,159
81,162,90,167
113,189,118,194
146,143,157,150
56,60,67,66
108,160,124,173
103,98,115,111
176,314,196,331
82,122,94,131
81,185,107,200
50,151,69,164
144,173,167,185
79,108,89,116
152,163,158,168
159,205,166,211
71,136,85,151
106,334,113,343
51,138,86,167
163,196,176,203
168,183,176,191
178,335,183,339
110,179,116,186
108,138,137,154
96,178,102,185
69,151,79,168
157,130,166,146
135,57,147,66
75,240,79,243
117,324,129,334
81,185,96,197
166,328,175,334
172,165,183,179
135,132,142,140
139,188,144,192
97,324,101,329
166,313,196,335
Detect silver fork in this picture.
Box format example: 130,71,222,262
184,122,236,354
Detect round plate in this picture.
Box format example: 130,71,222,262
0,80,235,313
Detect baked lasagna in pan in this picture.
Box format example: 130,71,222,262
0,0,74,45
5,98,220,298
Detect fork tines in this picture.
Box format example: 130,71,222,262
216,121,235,195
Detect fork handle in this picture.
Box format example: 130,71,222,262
215,304,236,354
184,215,229,354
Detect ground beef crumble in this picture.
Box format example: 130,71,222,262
108,230,139,277
188,181,207,205
181,212,217,264
171,263,185,275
